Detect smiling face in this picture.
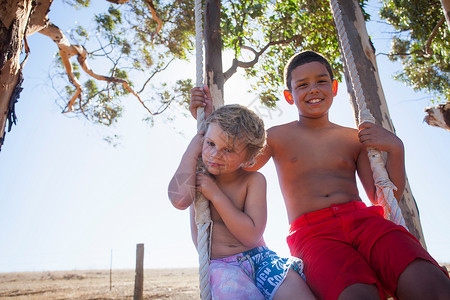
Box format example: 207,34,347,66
201,122,249,176
285,61,338,120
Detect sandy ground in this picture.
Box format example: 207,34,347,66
0,265,448,299
0,268,200,299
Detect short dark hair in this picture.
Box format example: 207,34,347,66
284,51,334,90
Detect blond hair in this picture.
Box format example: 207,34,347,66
204,104,265,165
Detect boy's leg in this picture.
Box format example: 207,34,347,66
288,220,385,299
395,259,450,300
338,283,382,300
273,269,316,300
364,223,450,299
300,241,383,300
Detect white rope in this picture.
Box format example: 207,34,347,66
329,0,407,229
194,0,212,299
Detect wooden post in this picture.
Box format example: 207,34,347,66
133,243,144,300
109,249,113,291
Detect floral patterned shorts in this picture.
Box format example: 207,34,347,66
209,246,305,300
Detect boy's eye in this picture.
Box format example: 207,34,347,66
207,141,215,147
224,148,233,153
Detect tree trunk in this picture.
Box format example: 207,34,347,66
204,0,224,108
441,0,450,31
424,101,450,131
0,0,35,150
334,0,427,248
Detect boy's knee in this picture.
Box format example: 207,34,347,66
273,270,315,300
396,259,450,300
338,283,380,300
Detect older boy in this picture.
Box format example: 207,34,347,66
190,51,450,299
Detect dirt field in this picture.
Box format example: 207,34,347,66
0,265,448,299
0,268,200,299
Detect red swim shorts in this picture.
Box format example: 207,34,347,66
287,201,446,300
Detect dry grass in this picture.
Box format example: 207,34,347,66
0,264,448,299
0,268,200,299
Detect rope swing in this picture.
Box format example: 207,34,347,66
192,2,408,299
194,0,213,299
329,0,407,229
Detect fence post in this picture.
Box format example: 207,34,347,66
134,243,144,300
110,249,113,291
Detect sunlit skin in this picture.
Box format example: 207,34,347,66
168,122,268,258
168,118,316,300
188,63,405,223
283,62,337,123
201,123,248,178
187,61,450,299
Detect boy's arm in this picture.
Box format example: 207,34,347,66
244,143,273,171
197,172,267,247
358,122,406,201
244,127,276,171
189,205,198,249
168,133,203,210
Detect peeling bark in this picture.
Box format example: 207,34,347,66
335,0,426,248
204,0,224,108
441,0,450,31
424,101,450,131
27,0,52,35
0,0,35,150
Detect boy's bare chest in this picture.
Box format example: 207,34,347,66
211,182,247,214
272,130,358,170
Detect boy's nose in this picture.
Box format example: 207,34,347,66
309,84,319,93
210,148,222,158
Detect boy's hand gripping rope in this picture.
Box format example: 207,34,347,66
329,0,407,229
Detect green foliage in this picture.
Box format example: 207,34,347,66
380,0,450,102
55,0,375,125
221,0,346,107
62,0,91,9
54,0,197,125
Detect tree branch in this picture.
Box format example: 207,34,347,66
106,0,162,38
425,15,445,55
38,22,158,115
144,0,162,38
224,34,303,82
106,0,129,4
138,57,174,93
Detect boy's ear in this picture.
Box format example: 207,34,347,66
284,90,294,105
240,158,256,169
332,79,338,96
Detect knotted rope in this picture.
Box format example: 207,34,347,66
194,0,212,299
329,0,407,229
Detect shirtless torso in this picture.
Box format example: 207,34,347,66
205,170,267,259
254,120,376,224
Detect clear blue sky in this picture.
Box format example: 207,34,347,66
0,1,449,273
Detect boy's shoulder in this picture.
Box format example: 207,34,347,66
240,170,266,185
266,121,298,135
267,121,358,136
332,123,359,133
